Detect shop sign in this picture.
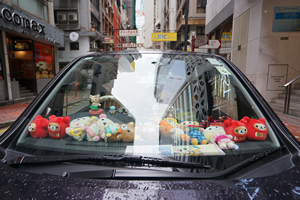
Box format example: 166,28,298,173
103,36,114,43
272,6,300,32
221,32,232,41
0,8,45,35
151,33,177,41
194,35,208,47
116,43,144,48
0,3,64,46
119,30,138,36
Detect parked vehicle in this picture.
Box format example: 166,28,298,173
0,50,299,199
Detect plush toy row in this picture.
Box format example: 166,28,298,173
28,114,135,143
159,116,267,150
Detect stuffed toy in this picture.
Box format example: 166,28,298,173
223,119,248,142
159,117,178,137
203,126,226,141
242,116,267,140
107,122,136,143
28,115,49,138
203,126,238,149
86,116,99,126
96,114,116,140
178,121,196,132
169,128,185,144
48,115,71,139
89,94,103,115
210,131,239,150
109,106,116,114
85,122,103,142
185,124,207,145
66,117,90,141
105,123,121,138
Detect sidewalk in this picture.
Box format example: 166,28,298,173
0,101,300,142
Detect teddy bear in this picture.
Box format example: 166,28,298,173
120,122,136,143
48,115,71,139
185,124,207,145
85,122,103,142
66,117,90,141
203,126,239,150
178,121,207,145
223,119,248,142
242,116,268,140
28,115,49,138
89,94,103,115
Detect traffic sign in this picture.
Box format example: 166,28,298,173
197,40,221,49
194,35,208,47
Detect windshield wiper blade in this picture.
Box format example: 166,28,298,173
8,155,211,169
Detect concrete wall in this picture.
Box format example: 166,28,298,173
144,0,154,48
232,0,300,102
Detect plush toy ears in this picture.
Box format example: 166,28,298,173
99,114,107,118
49,115,56,121
242,116,251,123
240,118,248,125
223,119,231,127
258,118,266,124
63,116,71,124
35,115,43,120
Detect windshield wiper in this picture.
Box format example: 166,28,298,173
7,154,211,169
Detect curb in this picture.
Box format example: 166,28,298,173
0,120,15,129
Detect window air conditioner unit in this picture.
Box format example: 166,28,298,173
68,13,78,23
109,3,112,8
57,14,67,22
106,8,109,14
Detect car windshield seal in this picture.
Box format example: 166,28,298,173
7,154,211,169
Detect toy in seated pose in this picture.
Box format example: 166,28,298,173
159,117,179,137
28,115,49,138
204,126,239,150
109,106,116,114
169,128,185,144
66,117,90,141
89,94,103,115
85,122,103,142
107,122,136,143
242,116,267,140
185,124,207,145
48,115,71,139
223,119,248,142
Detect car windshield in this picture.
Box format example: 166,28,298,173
9,51,281,171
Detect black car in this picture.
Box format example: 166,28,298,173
1,50,300,199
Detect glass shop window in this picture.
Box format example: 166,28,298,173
34,42,54,79
13,0,49,21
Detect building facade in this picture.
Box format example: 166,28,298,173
54,0,103,68
206,0,300,103
0,0,64,103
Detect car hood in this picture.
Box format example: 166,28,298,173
0,162,299,199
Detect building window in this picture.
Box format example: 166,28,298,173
196,0,206,13
197,27,205,36
70,42,79,50
58,47,65,51
90,0,99,10
13,0,49,21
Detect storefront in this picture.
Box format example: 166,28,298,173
0,3,64,102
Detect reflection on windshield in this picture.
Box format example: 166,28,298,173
13,52,281,171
